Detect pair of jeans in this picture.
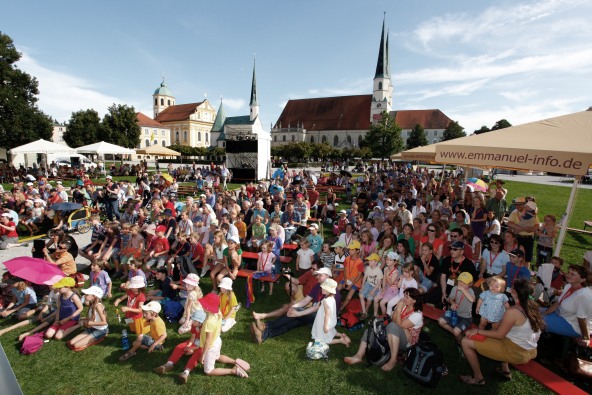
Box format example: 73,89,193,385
263,313,316,341
105,199,121,221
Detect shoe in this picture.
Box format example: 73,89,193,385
20,242,29,247
154,364,173,374
178,371,189,384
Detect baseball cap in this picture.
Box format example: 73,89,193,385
366,253,381,262
457,272,474,285
314,267,333,277
509,248,525,258
347,240,361,250
227,235,240,244
142,301,162,314
308,223,319,230
155,225,167,233
331,241,346,248
386,251,400,261
525,201,537,211
451,241,465,249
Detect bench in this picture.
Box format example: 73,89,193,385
241,251,292,265
583,221,592,231
421,304,588,395
556,224,592,236
237,268,279,283
176,185,197,198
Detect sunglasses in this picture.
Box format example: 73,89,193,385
427,229,436,232
490,241,500,245
450,248,462,251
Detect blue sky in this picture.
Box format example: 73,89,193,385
2,0,591,135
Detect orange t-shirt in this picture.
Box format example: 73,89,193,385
344,255,364,288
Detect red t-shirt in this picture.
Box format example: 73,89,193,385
298,270,317,296
151,236,170,254
126,290,146,319
0,221,18,238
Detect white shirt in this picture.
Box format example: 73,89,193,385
558,285,592,336
411,206,426,220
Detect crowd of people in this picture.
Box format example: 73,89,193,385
1,161,592,387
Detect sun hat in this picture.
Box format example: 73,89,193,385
513,197,526,205
227,235,240,244
190,309,207,323
199,293,220,314
128,275,146,289
52,277,75,289
105,175,112,179
143,224,156,235
525,201,537,211
339,210,347,215
82,286,104,299
347,240,361,250
219,277,233,291
366,253,381,262
320,278,337,295
314,267,333,277
308,223,319,230
331,240,346,248
386,251,400,261
457,272,474,285
155,225,167,233
141,301,162,314
398,202,407,207
373,206,382,211
210,218,219,226
183,273,200,287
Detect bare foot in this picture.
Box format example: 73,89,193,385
18,333,29,341
252,311,263,321
381,361,396,372
342,334,351,347
344,356,362,365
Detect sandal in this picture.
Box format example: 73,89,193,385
495,367,512,381
119,351,136,361
234,364,249,378
235,358,251,372
459,375,485,386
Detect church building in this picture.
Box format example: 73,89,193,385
151,79,216,148
271,18,454,148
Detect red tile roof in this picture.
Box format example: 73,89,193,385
274,95,372,131
392,109,453,129
136,112,167,128
155,102,205,123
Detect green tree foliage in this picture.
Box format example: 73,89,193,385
474,125,491,135
0,33,52,149
491,119,512,130
63,109,101,147
360,111,403,160
101,104,141,148
441,120,466,141
406,124,428,149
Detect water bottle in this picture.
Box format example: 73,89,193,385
450,310,458,327
121,329,130,351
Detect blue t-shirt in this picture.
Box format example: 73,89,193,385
505,262,531,288
307,234,324,255
13,287,37,305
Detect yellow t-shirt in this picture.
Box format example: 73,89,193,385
149,316,166,343
220,291,238,319
200,313,222,347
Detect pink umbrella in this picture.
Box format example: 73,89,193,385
467,179,488,192
3,256,65,285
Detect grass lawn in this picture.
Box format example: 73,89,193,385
2,179,591,394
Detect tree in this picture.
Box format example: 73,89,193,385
441,120,466,141
101,104,141,148
0,33,52,149
406,124,428,149
360,111,403,161
64,109,101,147
491,119,512,130
474,125,491,135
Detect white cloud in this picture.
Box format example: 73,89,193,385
18,51,121,122
222,98,246,112
405,79,490,102
499,89,539,102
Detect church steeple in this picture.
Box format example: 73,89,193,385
370,15,393,123
250,59,259,121
153,76,175,119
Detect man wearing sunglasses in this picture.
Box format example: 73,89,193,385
440,240,477,305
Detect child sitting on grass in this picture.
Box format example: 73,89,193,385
89,260,112,299
114,275,149,335
0,277,37,320
119,301,167,361
198,293,251,378
146,267,177,304
45,277,83,340
68,286,108,350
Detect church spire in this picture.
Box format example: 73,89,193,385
386,29,390,78
374,15,387,79
249,58,260,121
250,58,258,106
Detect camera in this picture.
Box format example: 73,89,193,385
282,267,292,275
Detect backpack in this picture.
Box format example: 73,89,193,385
163,300,184,322
339,299,362,329
403,341,446,387
21,332,45,355
365,316,391,366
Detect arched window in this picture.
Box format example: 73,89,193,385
358,136,363,147
167,99,171,106
162,140,166,146
206,133,209,143
283,135,286,142
154,98,157,106
346,135,352,144
291,135,295,141
175,131,179,142
378,82,383,90
310,136,314,143
145,139,150,147
184,131,188,141
334,135,339,146
322,135,327,144
160,98,164,105
274,135,277,141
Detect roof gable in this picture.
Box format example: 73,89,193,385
275,95,372,131
155,102,205,122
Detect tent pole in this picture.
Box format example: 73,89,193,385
555,178,579,256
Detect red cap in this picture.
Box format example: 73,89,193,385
155,225,167,233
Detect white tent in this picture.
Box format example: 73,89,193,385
9,139,75,155
75,141,135,156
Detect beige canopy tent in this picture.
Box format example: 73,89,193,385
76,141,135,157
400,144,437,162
435,109,592,254
135,145,180,157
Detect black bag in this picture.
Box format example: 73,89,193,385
365,317,391,366
403,341,446,387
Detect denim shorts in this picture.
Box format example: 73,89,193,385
86,327,109,340
16,304,37,316
146,256,167,268
141,334,163,350
339,280,359,291
442,314,472,331
360,282,379,300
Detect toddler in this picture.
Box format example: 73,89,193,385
386,262,418,315
311,278,350,348
476,276,510,329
